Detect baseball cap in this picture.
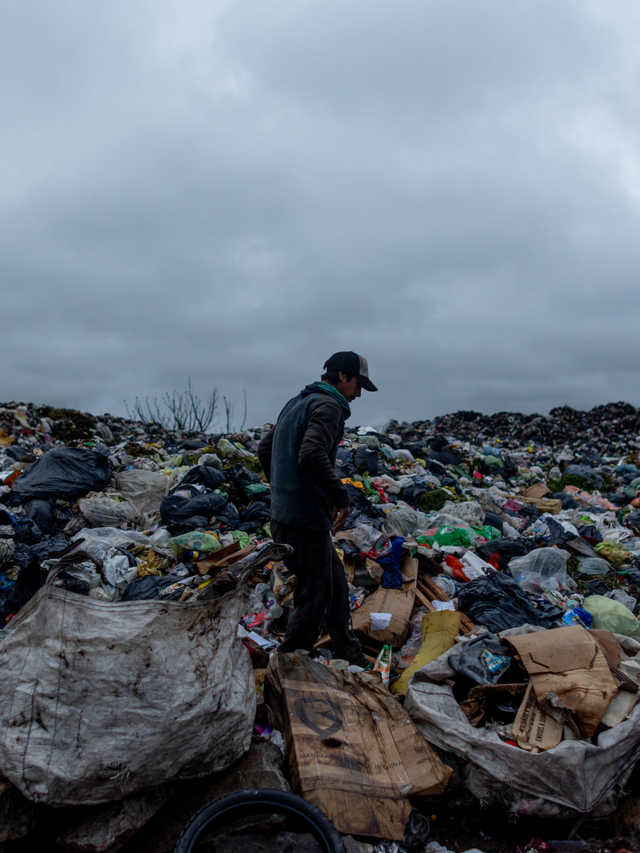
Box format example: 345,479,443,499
323,351,378,392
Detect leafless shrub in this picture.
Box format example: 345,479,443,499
125,380,219,432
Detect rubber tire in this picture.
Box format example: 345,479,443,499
173,788,347,853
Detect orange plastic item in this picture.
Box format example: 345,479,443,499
443,554,469,582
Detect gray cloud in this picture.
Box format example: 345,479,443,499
2,0,640,430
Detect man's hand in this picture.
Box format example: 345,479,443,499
331,506,349,534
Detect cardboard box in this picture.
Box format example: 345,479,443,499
520,497,563,516
265,653,452,839
507,625,618,737
351,556,418,649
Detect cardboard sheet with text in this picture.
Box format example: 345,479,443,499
265,652,451,839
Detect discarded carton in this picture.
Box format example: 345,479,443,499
513,682,563,752
351,556,418,648
265,652,451,840
506,625,618,737
520,497,562,515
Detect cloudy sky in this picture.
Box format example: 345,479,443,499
2,0,640,430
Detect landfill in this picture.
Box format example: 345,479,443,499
3,400,640,852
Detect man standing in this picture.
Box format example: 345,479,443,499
258,352,378,665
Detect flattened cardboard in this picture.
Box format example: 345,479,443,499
351,556,417,648
265,652,451,839
590,629,622,667
522,483,552,499
507,625,618,737
513,681,563,752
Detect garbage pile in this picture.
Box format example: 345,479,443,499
4,399,640,846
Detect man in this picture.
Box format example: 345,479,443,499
258,352,378,665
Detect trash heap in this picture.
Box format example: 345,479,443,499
3,400,640,847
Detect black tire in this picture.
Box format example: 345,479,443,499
173,788,346,853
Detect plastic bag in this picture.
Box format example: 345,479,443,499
595,540,633,567
457,573,562,632
71,527,165,560
160,492,228,522
351,524,391,559
102,548,138,600
576,556,612,576
168,531,221,555
115,469,169,521
460,552,492,580
583,595,640,638
76,497,139,529
605,589,637,612
10,446,111,503
449,631,512,685
382,506,425,538
433,575,457,599
509,548,574,593
173,464,225,493
440,500,484,527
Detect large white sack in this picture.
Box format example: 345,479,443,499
0,579,255,806
405,656,640,817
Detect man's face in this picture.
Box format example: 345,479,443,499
336,372,362,402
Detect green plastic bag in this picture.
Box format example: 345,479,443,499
595,540,633,567
244,483,268,497
470,525,501,541
168,532,221,555
418,526,473,548
230,530,251,548
583,595,640,639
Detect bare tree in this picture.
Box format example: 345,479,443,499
240,389,247,431
223,396,234,433
125,381,219,432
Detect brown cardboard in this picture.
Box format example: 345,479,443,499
522,483,552,499
520,497,562,516
265,652,451,839
513,681,564,752
590,629,622,667
351,556,418,648
507,626,618,737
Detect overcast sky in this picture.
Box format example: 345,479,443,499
2,0,640,430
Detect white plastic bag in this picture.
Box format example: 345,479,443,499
115,469,170,525
0,577,255,805
510,548,574,593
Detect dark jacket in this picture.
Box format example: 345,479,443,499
258,384,350,530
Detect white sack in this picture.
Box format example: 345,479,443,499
405,653,640,817
0,581,255,805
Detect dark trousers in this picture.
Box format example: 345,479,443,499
271,520,364,664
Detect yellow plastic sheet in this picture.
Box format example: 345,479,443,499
391,610,460,695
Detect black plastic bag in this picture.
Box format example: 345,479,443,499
24,499,56,535
553,492,579,510
449,632,513,685
354,446,379,476
122,576,185,601
10,446,111,503
457,573,562,633
174,465,225,493
476,537,527,567
160,493,229,525
0,557,47,621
